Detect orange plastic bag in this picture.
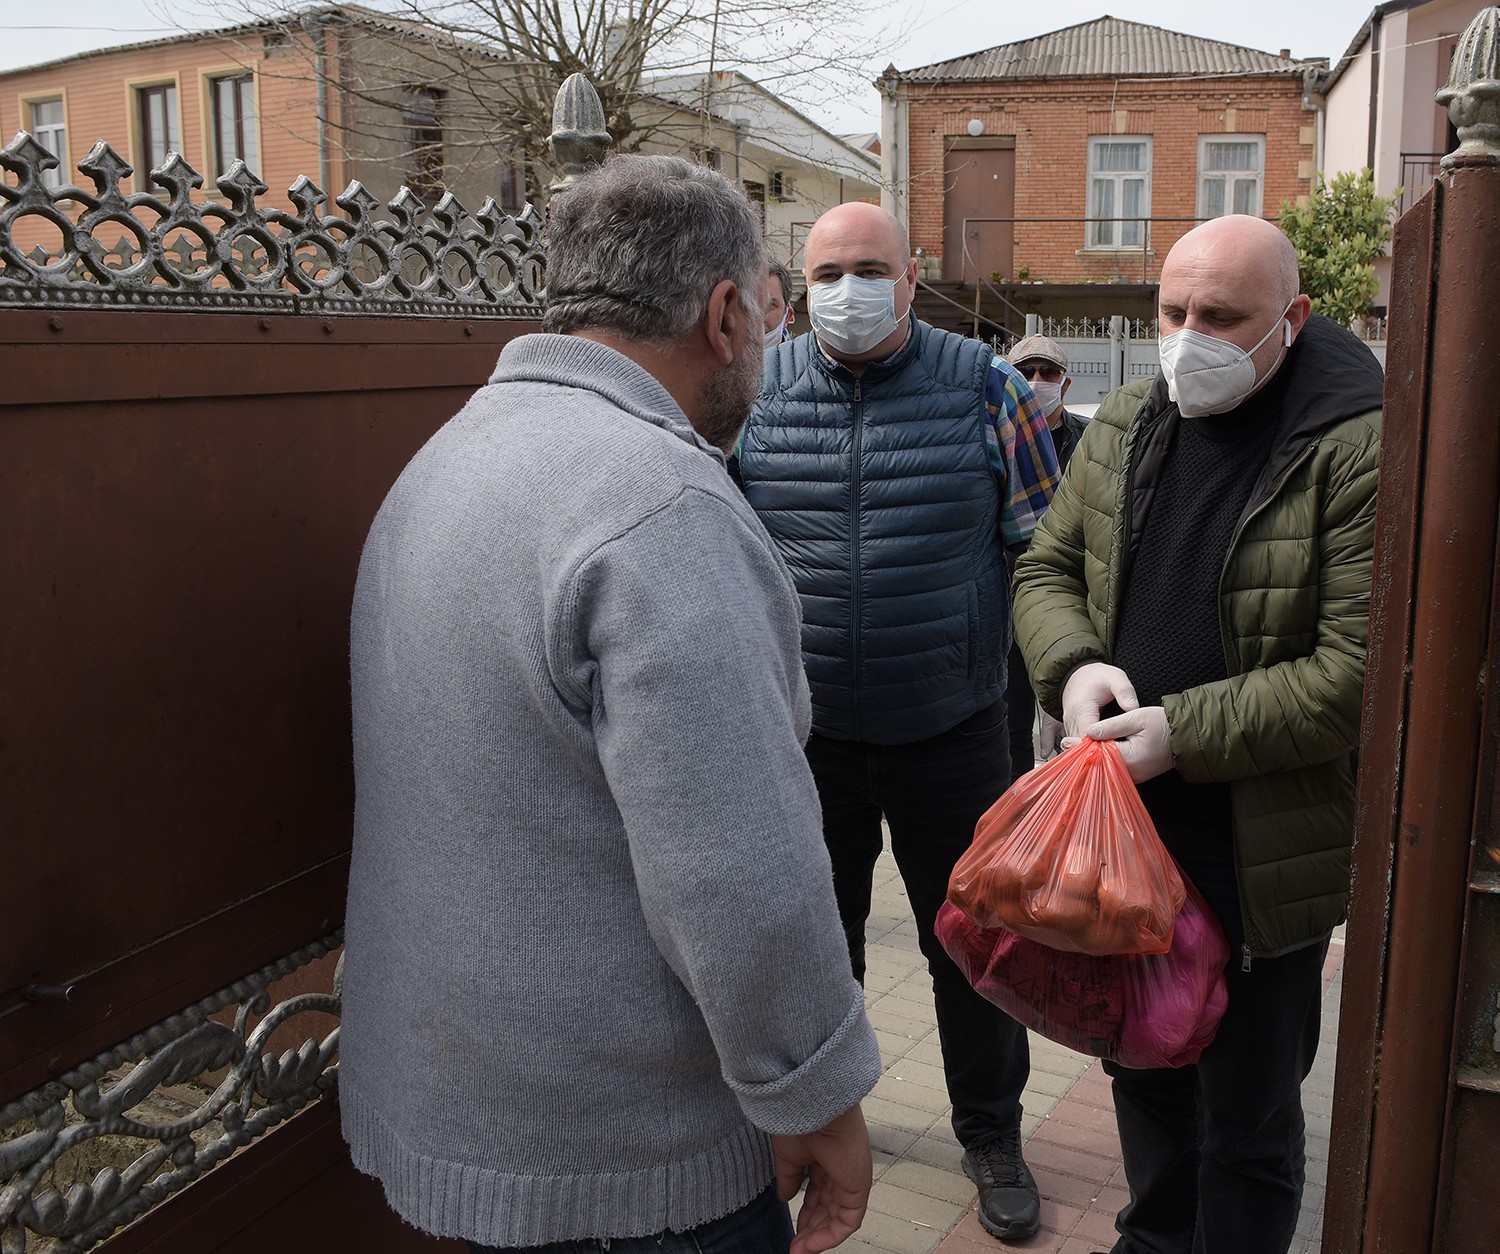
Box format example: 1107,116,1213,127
948,736,1185,956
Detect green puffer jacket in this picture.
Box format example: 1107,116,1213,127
1012,314,1384,961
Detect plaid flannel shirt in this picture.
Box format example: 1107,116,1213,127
984,356,1060,546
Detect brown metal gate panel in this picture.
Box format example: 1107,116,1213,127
1324,162,1500,1252
93,1103,463,1254
3,307,533,1247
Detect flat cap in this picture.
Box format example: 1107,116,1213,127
1007,333,1069,370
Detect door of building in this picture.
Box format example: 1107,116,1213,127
943,140,1015,283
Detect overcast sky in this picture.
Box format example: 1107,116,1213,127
0,0,1383,134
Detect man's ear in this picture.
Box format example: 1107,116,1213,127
1061,375,1072,401
1286,293,1313,342
703,277,742,368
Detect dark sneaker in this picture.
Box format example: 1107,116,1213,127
961,1129,1041,1240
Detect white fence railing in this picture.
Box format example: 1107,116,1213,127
994,315,1387,407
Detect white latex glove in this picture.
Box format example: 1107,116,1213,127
1060,661,1140,738
1038,708,1065,759
1081,706,1174,783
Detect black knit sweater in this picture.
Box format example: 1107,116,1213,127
1110,362,1296,944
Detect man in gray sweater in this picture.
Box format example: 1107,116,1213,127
339,156,882,1254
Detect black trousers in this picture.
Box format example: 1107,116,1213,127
1102,917,1329,1254
804,699,1030,1148
1004,636,1037,787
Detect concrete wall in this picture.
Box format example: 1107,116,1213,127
1320,0,1487,309
632,75,880,272
1324,41,1375,176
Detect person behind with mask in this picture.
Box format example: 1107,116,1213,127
1000,334,1089,782
764,258,796,347
1012,214,1383,1254
1005,334,1088,469
737,201,1060,1244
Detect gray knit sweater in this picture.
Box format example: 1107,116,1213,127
339,333,881,1247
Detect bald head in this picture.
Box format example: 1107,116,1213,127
1156,214,1312,410
802,202,919,368
1158,214,1309,361
1164,215,1300,311
805,202,911,269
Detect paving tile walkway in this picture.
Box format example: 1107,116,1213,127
806,846,1344,1254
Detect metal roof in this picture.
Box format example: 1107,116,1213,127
897,15,1319,82
0,5,494,80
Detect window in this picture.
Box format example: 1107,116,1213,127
402,87,444,197
137,83,180,173
29,98,68,188
1087,137,1151,249
210,73,259,180
1198,136,1264,220
498,157,522,211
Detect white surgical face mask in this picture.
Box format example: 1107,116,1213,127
1158,302,1295,417
763,312,791,349
1029,379,1064,415
807,274,907,355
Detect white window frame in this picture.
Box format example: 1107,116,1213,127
1086,136,1152,250
1197,134,1265,220
27,95,69,189
204,69,261,183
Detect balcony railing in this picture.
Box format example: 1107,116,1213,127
1399,152,1446,216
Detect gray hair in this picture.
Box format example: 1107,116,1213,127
543,155,766,342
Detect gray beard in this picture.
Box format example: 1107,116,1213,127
697,347,764,454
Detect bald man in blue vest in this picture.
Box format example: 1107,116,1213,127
736,202,1060,1243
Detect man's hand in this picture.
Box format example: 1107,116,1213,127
1061,662,1139,737
1082,706,1174,783
1038,709,1065,759
774,1103,872,1254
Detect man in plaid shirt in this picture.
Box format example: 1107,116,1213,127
736,202,1059,1244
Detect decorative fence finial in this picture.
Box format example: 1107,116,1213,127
1435,6,1500,167
0,135,545,315
548,73,612,194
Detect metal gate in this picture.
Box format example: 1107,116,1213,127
0,122,546,1251
1323,9,1500,1251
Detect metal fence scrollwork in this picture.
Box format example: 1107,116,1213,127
0,936,343,1253
0,132,545,316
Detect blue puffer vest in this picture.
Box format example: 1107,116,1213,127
738,319,1008,745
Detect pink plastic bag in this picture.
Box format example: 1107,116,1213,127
936,873,1230,1069
947,737,1185,956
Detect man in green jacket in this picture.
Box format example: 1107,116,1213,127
1012,214,1383,1254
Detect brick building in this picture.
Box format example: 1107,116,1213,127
0,3,526,264
0,5,874,275
877,17,1325,296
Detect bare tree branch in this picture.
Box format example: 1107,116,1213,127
182,0,898,201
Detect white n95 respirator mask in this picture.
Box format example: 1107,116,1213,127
1158,303,1294,417
807,275,907,355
